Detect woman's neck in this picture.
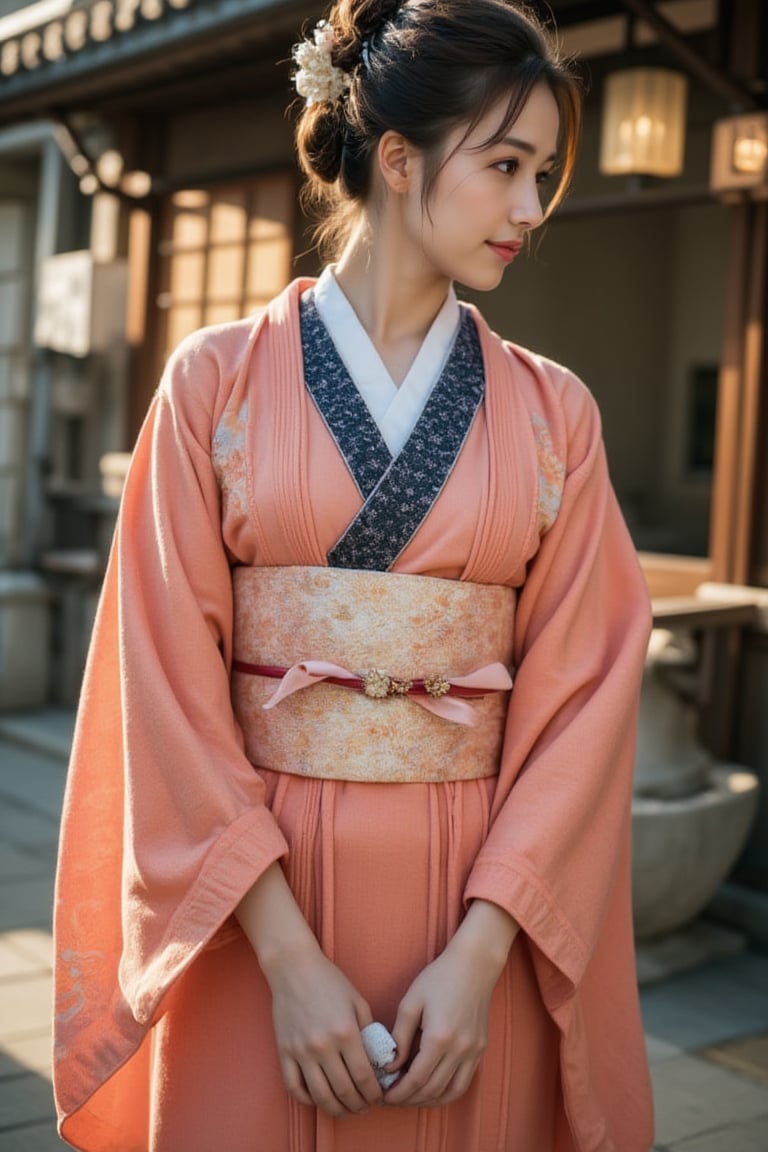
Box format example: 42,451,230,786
333,221,452,386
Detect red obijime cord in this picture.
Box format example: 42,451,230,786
231,659,514,727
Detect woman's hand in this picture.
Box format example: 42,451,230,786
384,900,518,1109
265,941,384,1116
235,862,382,1116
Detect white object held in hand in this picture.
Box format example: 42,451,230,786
360,1022,400,1089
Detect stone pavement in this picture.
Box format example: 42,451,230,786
0,710,70,1151
1,710,768,1151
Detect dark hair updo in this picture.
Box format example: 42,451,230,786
294,0,583,257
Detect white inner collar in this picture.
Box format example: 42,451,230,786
307,266,461,457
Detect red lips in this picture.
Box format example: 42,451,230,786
486,240,524,263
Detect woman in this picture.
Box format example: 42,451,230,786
53,1,655,1149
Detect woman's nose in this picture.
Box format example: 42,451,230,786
509,180,545,231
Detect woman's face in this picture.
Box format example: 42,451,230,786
404,81,561,292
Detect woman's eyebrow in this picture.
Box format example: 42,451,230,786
500,135,557,163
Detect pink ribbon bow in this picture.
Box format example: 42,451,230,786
262,661,513,727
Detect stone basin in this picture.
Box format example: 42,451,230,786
632,764,760,940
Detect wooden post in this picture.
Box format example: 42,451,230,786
709,204,751,583
708,0,768,586
735,203,767,584
709,202,767,585
126,199,161,442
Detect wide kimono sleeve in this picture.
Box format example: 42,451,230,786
464,361,654,1149
53,325,289,1140
464,362,651,1005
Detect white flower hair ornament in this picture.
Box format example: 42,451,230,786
293,20,351,106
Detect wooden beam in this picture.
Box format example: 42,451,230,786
639,553,713,598
557,183,712,218
651,597,757,629
618,0,760,109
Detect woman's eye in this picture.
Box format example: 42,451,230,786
536,168,555,186
495,158,518,175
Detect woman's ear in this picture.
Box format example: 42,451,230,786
377,130,418,193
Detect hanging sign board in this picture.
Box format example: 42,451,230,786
35,250,127,357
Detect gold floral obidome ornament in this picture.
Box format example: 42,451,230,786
424,676,451,699
362,669,414,698
362,669,392,698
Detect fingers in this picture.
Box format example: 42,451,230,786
442,1057,481,1103
269,954,384,1117
385,1058,480,1107
389,997,422,1072
281,1028,383,1116
384,1048,450,1107
340,1037,386,1107
283,1058,367,1118
304,1054,369,1117
353,993,375,1032
384,1035,484,1108
281,1015,483,1111
280,1056,314,1108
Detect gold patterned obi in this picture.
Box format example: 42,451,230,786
231,566,516,784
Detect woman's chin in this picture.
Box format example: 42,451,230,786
455,268,507,294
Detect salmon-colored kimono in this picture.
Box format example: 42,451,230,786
53,278,654,1152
